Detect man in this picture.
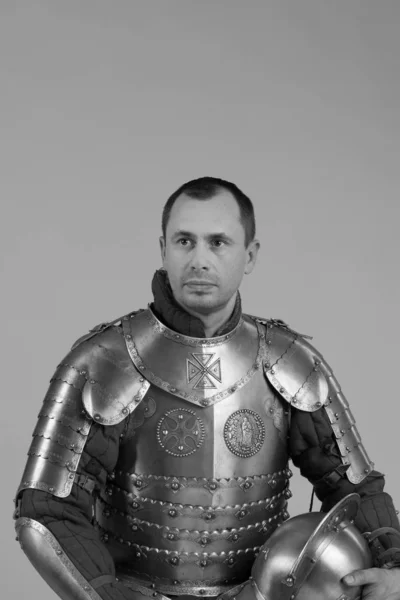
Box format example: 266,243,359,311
14,177,400,600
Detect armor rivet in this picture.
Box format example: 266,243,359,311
139,365,145,370
280,387,285,394
286,469,293,477
136,552,141,558
84,586,90,591
139,378,144,382
396,510,399,515
122,408,128,415
270,368,275,374
243,482,251,489
118,537,123,543
286,576,294,586
178,445,184,451
171,482,180,490
135,480,143,488
200,537,209,545
335,413,339,418
269,408,274,414
199,590,206,595
228,557,235,564
205,513,214,520
173,581,179,585
175,334,180,339
169,509,177,517
265,362,270,368
346,446,351,452
168,533,175,540
267,340,272,345
178,414,184,420
151,584,156,589
340,429,345,435
132,502,139,509
69,473,74,479
209,482,217,490
316,402,322,408
170,557,179,565
153,593,157,598
94,414,102,421
90,379,95,385
364,468,370,473
200,560,208,567
292,399,297,404
131,524,138,531
49,487,54,492
126,335,132,340
238,511,246,518
170,387,176,393
232,534,239,541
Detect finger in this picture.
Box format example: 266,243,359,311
343,568,382,586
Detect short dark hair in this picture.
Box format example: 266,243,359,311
161,176,256,247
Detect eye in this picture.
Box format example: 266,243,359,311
211,239,225,248
177,238,192,246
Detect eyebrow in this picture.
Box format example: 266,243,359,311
171,230,234,242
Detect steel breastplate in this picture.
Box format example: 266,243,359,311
95,309,292,597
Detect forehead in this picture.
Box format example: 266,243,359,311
166,190,243,237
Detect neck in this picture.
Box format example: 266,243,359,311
176,293,238,338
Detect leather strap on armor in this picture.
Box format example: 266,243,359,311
365,527,400,568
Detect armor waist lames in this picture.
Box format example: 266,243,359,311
94,312,291,596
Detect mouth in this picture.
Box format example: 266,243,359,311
184,280,216,287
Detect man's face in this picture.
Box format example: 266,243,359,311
160,190,259,316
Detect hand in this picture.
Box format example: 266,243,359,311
343,567,400,600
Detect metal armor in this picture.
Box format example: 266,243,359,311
99,309,291,596
257,318,374,484
15,308,374,599
221,494,372,600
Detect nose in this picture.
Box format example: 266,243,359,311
189,243,210,271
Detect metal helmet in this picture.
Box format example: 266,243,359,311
227,494,372,600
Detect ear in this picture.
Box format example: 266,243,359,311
244,239,260,275
159,236,166,266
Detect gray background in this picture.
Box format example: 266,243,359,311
1,1,399,597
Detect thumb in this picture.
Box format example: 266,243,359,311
343,568,381,587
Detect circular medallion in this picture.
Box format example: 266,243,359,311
224,409,265,458
157,408,205,457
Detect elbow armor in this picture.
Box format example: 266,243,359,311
15,517,103,600
256,318,374,484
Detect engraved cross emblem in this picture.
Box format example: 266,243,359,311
186,353,222,389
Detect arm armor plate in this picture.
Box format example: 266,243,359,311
15,517,103,600
17,317,150,500
259,319,374,485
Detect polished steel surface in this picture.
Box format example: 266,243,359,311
248,494,372,600
17,364,92,498
15,517,102,600
262,320,374,484
122,308,266,407
93,314,292,595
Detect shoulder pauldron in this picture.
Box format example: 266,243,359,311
256,318,374,484
17,316,149,499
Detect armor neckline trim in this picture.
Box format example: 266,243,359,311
122,310,267,407
145,304,244,347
